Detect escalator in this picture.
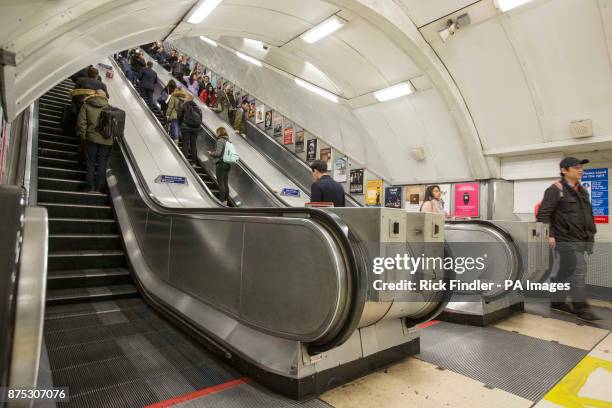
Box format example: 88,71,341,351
36,81,241,407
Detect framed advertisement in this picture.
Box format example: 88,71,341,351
283,127,294,145
453,182,480,218
582,168,609,223
295,130,305,153
248,100,256,119
385,187,402,208
306,139,317,162
255,104,265,124
366,180,383,207
320,148,332,170
273,116,283,138
350,169,364,194
334,157,347,182
264,110,273,129
404,185,425,212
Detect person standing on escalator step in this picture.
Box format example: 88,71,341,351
208,127,232,206
310,160,345,207
233,100,250,136
537,157,600,322
165,86,190,143
138,61,157,106
179,97,202,163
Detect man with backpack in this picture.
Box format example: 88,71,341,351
165,86,190,142
537,157,599,322
208,127,239,206
179,98,202,162
76,90,117,193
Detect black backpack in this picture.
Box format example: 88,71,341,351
180,100,202,128
97,106,126,139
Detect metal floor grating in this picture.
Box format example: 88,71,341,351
417,321,588,401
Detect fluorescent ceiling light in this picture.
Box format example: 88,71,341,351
294,78,338,103
374,82,413,102
302,17,344,43
187,0,222,24
495,0,533,12
244,38,264,48
200,36,217,47
236,51,262,67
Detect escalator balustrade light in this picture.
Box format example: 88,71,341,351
200,36,218,47
236,51,262,67
374,82,414,102
495,0,533,12
294,78,339,103
302,17,344,44
187,0,223,24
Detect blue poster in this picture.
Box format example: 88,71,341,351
384,186,402,209
582,168,608,224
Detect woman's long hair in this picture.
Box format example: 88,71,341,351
420,185,441,211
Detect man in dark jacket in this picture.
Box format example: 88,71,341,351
310,160,345,207
537,157,599,321
74,67,108,98
138,61,158,106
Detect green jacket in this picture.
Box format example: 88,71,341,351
233,107,248,135
76,95,113,146
166,88,191,121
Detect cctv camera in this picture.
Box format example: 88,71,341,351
263,45,269,50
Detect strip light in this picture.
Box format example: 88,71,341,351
302,17,344,43
236,51,262,67
244,38,264,49
495,0,533,12
187,0,223,24
200,36,217,47
374,82,413,102
294,78,338,103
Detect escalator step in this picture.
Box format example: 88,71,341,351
41,202,113,219
39,104,64,114
38,166,85,181
49,218,117,234
47,267,131,289
46,284,138,306
38,189,110,206
39,147,79,161
38,176,86,191
45,297,146,320
48,250,126,271
49,234,122,251
38,156,81,170
39,132,78,145
39,139,79,152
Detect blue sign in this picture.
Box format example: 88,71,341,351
281,188,301,197
97,63,113,71
157,175,188,185
582,168,608,223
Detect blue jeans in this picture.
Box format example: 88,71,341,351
169,119,181,141
85,142,112,191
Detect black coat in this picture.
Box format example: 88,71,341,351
138,67,158,90
311,175,345,207
537,179,596,243
74,77,108,98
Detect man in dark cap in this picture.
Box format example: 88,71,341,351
537,157,599,321
310,160,345,207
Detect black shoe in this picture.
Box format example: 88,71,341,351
575,309,601,322
550,302,574,314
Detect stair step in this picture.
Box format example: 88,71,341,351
40,94,70,104
46,90,71,99
39,104,64,114
41,202,113,219
46,284,138,305
39,111,63,121
39,166,85,181
49,234,122,251
37,189,109,206
39,132,79,146
48,250,126,271
39,122,66,134
38,157,81,170
47,267,130,289
49,218,117,234
39,140,79,153
38,177,86,191
38,147,79,161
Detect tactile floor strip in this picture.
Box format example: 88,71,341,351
417,322,587,401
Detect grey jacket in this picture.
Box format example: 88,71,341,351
210,135,229,163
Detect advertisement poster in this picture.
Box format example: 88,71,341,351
255,104,265,124
404,185,426,212
334,157,348,182
366,180,383,207
385,187,403,209
320,147,332,170
454,182,480,218
283,127,294,145
248,100,256,119
438,183,452,215
306,139,317,162
264,110,273,129
273,116,283,138
582,168,609,223
350,169,364,194
295,130,305,153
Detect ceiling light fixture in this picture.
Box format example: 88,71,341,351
495,0,533,12
236,51,262,67
294,78,338,103
187,0,223,24
200,36,218,47
374,82,414,102
244,38,264,49
302,16,344,43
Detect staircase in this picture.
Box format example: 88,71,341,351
38,80,138,305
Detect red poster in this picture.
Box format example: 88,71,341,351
283,127,293,145
453,182,479,218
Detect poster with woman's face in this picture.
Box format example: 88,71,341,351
265,111,273,129
307,139,317,162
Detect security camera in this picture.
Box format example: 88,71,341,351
263,44,269,50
